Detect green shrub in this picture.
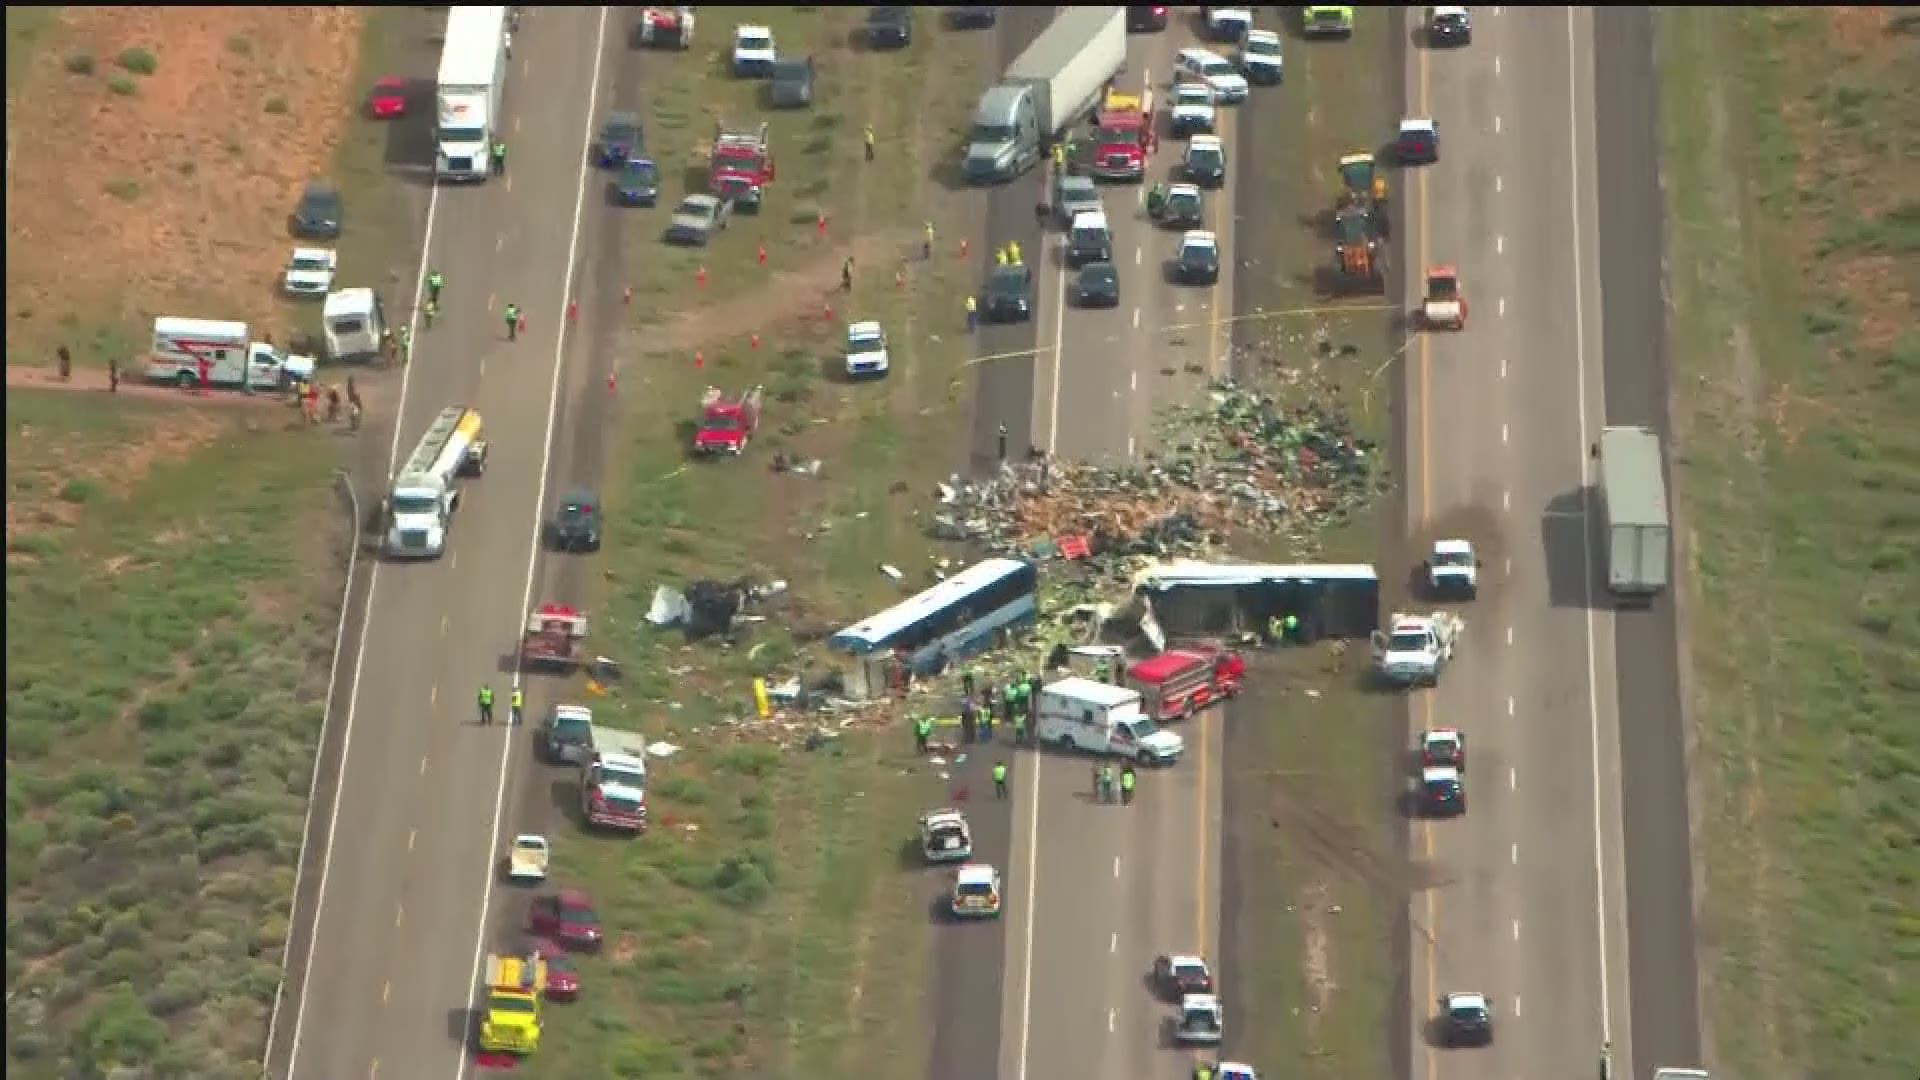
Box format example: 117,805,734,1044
58,477,103,504
225,34,252,56
264,95,289,115
77,984,166,1065
116,47,157,75
104,177,140,201
64,53,94,76
106,75,136,97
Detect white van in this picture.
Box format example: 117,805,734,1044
322,288,387,363
1036,677,1185,765
144,317,314,391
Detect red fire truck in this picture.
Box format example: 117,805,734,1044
1127,647,1244,722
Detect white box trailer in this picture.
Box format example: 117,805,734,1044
144,317,314,391
436,6,509,181
1599,425,1671,597
384,407,487,558
1035,676,1185,765
322,288,388,363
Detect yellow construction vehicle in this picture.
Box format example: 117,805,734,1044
1337,152,1389,234
478,952,548,1055
1331,203,1387,292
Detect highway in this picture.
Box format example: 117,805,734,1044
1400,8,1643,1080
993,13,1239,1080
277,9,610,1079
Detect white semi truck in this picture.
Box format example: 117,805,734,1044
384,407,487,559
436,6,510,182
1599,424,1671,598
965,6,1126,183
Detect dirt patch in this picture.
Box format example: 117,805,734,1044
1296,882,1338,1030
4,8,364,364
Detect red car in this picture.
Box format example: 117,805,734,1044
367,77,407,120
527,937,581,1001
528,889,604,952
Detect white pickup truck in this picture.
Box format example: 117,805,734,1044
1371,612,1463,688
504,834,550,883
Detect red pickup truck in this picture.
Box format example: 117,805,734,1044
1128,647,1244,722
692,385,763,456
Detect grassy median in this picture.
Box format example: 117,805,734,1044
525,8,995,1076
1216,9,1403,1080
1658,8,1919,1077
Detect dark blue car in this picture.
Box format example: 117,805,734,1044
612,158,659,206
595,111,643,168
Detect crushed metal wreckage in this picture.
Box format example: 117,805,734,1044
930,377,1385,567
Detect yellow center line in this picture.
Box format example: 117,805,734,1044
1415,39,1439,1080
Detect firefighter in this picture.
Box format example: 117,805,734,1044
510,686,524,725
992,760,1009,799
477,684,494,725
1120,764,1137,806
913,714,933,753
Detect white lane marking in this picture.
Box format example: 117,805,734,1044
1568,7,1616,1047
1509,767,1517,791
449,553,457,570
1504,557,1512,577
1499,296,1506,317
1113,856,1122,879
407,829,416,852
1108,1007,1116,1033
1502,489,1511,511
1496,174,1503,194
419,756,428,776
394,904,403,929
1128,435,1137,459
1045,233,1070,456
1494,55,1502,76
1513,920,1521,942
1511,843,1519,865
1494,115,1503,135
1015,718,1043,1080
1506,626,1514,646
452,10,611,1080
496,234,504,253
1496,234,1505,255
440,615,448,636
282,114,454,1056
382,980,390,1003
1134,247,1142,267
1110,932,1118,954
1132,308,1141,330
1502,423,1509,445
1508,696,1515,717
369,1060,379,1080
1130,369,1138,392
1501,354,1509,379
429,684,437,707
1515,995,1523,1018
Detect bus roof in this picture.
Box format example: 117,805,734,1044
830,558,1033,651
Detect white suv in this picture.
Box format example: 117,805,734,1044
1175,47,1249,104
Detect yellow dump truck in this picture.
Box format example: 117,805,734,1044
478,952,548,1055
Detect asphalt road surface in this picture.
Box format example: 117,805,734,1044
1397,8,1670,1080
992,13,1241,1080
278,9,610,1079
1591,7,1702,1076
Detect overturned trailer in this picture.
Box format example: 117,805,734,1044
1132,561,1380,647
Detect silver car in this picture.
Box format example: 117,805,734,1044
1052,172,1102,226
665,193,730,245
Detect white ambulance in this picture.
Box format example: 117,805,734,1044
1035,677,1185,765
322,288,388,364
144,317,314,391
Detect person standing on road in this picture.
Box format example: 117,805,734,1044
965,294,977,333
396,325,412,365
504,303,521,342
979,699,994,743
57,344,72,380
1011,706,1027,746
841,257,855,292
1120,764,1137,806
107,357,120,393
923,220,936,260
422,299,438,331
913,714,932,753
1099,764,1116,804
477,684,494,725
962,667,976,701
863,124,876,162
959,699,976,745
1008,240,1023,267
992,760,1008,799
997,423,1009,462
427,269,444,304
490,139,508,177
510,686,524,725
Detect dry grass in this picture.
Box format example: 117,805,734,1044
1660,7,1920,1077
4,7,364,368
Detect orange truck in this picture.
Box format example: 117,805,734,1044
1127,648,1245,722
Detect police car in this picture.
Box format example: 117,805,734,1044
1422,764,1465,817
1439,991,1494,1046
950,863,1002,918
1174,230,1221,286
1175,993,1225,1044
1420,728,1466,771
844,320,890,378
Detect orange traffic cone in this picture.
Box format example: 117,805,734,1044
694,350,704,369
